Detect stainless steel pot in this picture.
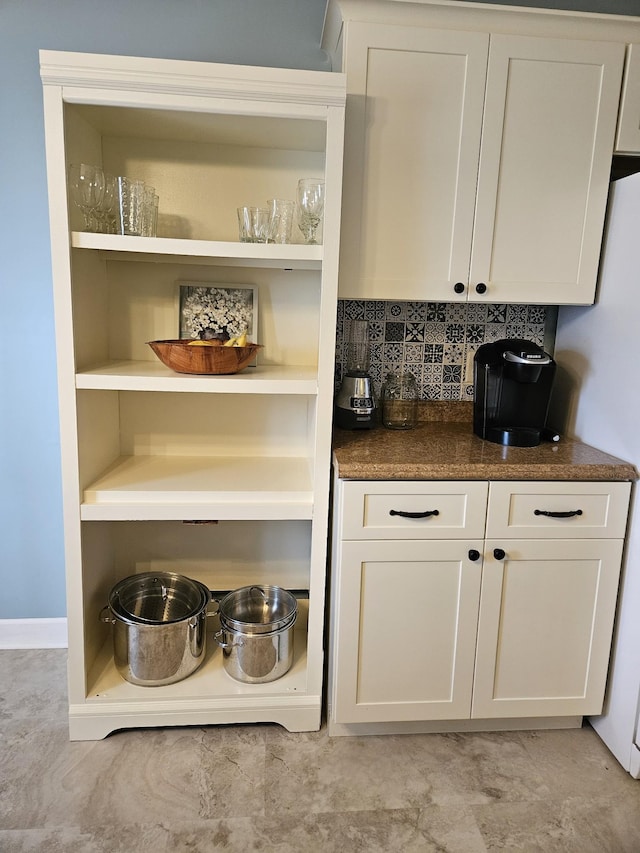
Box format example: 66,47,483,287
101,572,212,686
108,571,209,623
214,585,297,683
214,622,295,683
217,585,297,633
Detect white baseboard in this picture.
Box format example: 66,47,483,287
0,618,68,649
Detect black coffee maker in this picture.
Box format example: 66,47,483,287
473,339,556,447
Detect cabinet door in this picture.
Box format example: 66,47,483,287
616,44,640,153
332,540,482,723
471,35,624,305
339,23,489,301
472,539,624,719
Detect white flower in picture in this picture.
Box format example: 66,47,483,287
179,284,256,341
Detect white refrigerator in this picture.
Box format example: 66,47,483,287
553,170,640,778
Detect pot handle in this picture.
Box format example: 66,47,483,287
214,629,242,650
99,605,115,625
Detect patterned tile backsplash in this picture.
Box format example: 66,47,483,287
335,300,556,401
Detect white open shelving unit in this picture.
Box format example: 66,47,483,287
40,50,345,739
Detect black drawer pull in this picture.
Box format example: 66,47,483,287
493,548,506,560
389,509,440,519
534,509,583,519
468,549,481,561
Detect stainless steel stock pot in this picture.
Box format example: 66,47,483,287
101,572,212,686
214,585,297,683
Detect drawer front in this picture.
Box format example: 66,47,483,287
340,481,488,540
486,481,631,539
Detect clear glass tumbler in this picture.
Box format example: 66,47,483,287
141,185,157,237
267,198,295,243
115,176,145,236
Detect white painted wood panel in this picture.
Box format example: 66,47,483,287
471,35,624,304
339,23,488,300
341,480,488,540
486,481,631,540
332,539,482,723
616,44,640,153
472,538,624,718
336,13,624,305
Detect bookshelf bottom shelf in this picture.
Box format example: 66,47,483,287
70,616,320,740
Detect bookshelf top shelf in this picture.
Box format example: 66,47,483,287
71,232,323,269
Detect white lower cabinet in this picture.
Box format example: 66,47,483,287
328,477,631,734
334,539,483,723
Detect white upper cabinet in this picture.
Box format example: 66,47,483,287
326,4,627,305
616,44,640,153
338,24,489,303
473,35,623,305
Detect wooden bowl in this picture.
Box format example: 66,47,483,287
148,340,262,375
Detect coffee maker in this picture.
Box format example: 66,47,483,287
334,319,375,429
473,339,556,447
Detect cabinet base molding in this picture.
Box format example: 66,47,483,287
69,696,322,741
327,715,583,738
0,618,68,649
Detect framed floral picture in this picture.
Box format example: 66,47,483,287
178,283,258,344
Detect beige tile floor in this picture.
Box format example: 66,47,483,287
2,649,640,852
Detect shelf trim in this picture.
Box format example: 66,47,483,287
75,361,319,394
70,232,323,268
80,502,314,521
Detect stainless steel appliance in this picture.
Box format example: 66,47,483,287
473,338,556,447
335,319,375,429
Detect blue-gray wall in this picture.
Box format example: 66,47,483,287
0,0,329,620
0,0,635,620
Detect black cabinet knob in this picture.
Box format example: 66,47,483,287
475,282,487,294
453,282,465,294
468,549,480,561
493,548,506,560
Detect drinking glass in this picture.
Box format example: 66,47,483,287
68,163,105,232
381,371,419,430
95,174,117,233
267,198,295,244
296,178,325,244
115,176,145,236
238,206,271,242
141,185,158,237
237,206,251,242
250,207,272,243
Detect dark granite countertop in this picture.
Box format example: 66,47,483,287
332,402,638,482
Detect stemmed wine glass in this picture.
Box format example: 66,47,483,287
68,164,105,232
296,178,325,244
